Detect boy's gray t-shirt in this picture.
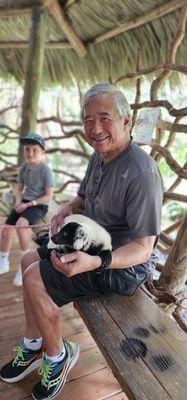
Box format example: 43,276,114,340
18,162,54,204
78,140,163,251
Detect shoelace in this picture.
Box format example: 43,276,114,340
38,355,53,389
12,345,24,366
38,354,66,390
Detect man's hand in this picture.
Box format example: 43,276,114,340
51,205,73,235
51,195,85,235
14,202,28,213
50,250,101,277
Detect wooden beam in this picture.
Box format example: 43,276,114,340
0,8,30,16
0,1,49,14
19,5,46,164
46,0,86,58
94,0,187,44
0,40,72,49
0,0,39,8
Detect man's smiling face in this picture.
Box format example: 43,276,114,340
83,93,130,162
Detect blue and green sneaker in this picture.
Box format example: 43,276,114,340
0,342,43,383
32,340,80,400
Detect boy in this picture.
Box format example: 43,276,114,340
0,132,54,286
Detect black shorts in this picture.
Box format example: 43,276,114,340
6,201,48,226
38,246,148,307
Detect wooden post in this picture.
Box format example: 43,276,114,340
18,5,46,164
157,215,187,295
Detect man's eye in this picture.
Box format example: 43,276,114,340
85,120,93,125
101,117,110,122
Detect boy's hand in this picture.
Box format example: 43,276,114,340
50,250,101,277
14,202,28,213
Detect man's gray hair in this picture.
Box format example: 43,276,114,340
81,83,132,128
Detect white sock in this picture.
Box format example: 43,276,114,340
0,251,9,264
45,342,66,363
23,337,43,351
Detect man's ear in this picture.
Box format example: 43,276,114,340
124,118,129,126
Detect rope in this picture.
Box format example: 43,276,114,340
0,223,51,229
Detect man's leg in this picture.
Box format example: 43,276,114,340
23,263,63,354
22,251,43,338
24,263,79,400
0,258,79,400
0,252,44,383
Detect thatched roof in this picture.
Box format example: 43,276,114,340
0,0,186,87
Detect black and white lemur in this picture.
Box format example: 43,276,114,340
46,214,112,269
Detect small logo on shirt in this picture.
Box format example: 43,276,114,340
122,170,129,179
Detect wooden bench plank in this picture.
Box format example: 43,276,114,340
101,291,187,400
76,295,173,400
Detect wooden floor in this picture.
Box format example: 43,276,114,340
0,231,128,400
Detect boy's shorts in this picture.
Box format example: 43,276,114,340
6,201,48,226
37,245,148,308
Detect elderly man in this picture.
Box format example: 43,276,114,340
0,83,163,400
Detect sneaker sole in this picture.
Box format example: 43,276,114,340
0,358,42,383
31,342,80,400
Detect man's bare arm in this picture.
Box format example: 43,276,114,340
110,235,156,269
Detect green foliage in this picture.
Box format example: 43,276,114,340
166,202,186,221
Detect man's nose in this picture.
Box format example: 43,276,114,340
94,119,103,134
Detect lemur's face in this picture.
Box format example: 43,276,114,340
51,222,81,248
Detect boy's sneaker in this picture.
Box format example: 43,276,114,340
0,260,9,275
32,340,80,400
0,342,43,383
13,266,23,287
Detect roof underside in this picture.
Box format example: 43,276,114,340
0,0,186,87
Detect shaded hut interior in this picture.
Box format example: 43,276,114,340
0,1,187,399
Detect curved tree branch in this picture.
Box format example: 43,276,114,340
131,101,187,117
150,5,187,100
115,63,187,84
164,191,187,203
157,119,187,134
54,180,79,194
155,116,181,163
53,168,82,183
0,105,18,116
46,147,90,159
38,115,82,127
149,143,187,178
163,218,183,235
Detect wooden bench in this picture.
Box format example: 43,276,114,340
75,287,187,400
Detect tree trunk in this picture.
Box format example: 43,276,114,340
18,5,46,164
157,215,187,295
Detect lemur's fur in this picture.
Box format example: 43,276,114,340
47,214,112,259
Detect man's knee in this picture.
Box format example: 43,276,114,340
23,263,60,318
21,249,40,273
23,261,42,292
